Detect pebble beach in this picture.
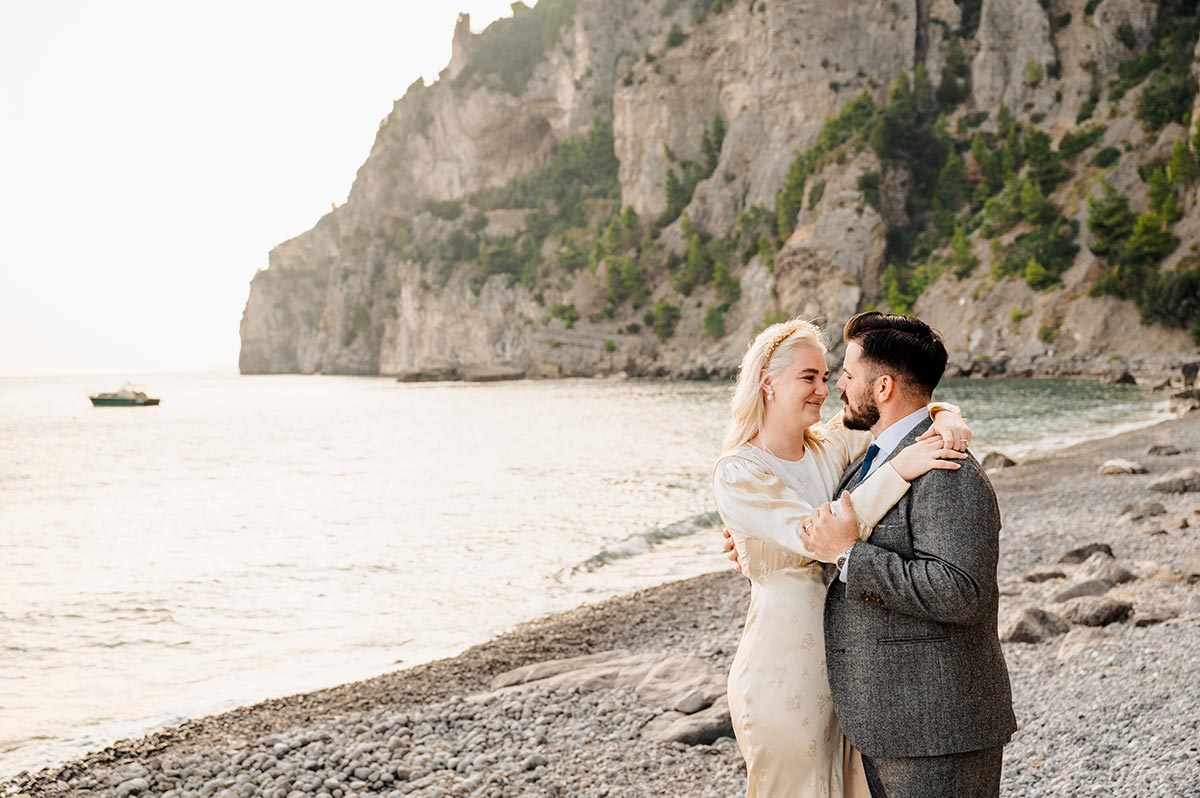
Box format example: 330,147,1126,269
5,411,1200,798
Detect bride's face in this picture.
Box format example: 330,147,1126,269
765,346,829,428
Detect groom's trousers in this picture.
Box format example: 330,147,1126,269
860,744,1003,798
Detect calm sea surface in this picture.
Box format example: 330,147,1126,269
0,372,1169,778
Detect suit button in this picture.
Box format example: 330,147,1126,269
863,594,882,603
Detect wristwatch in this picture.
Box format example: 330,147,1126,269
835,545,855,572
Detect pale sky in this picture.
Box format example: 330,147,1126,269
0,1,519,377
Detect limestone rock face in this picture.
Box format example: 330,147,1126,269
239,215,337,374
970,0,1055,114
773,153,889,337
614,0,917,227
239,0,1200,378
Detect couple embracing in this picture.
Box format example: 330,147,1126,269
713,312,1016,798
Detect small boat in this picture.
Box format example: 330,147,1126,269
89,384,161,407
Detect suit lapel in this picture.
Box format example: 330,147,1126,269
838,416,935,493
838,450,869,494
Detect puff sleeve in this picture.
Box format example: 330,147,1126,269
713,453,911,564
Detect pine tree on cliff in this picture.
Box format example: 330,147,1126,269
1086,180,1135,258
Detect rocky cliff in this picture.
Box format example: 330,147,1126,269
240,0,1200,379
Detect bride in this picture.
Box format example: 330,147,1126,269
712,318,970,797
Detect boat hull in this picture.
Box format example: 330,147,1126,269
89,397,160,407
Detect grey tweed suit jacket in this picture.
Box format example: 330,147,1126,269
823,417,1017,759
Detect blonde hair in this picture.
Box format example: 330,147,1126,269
722,317,828,452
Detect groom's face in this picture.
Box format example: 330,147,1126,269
837,342,881,431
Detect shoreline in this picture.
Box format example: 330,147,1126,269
6,412,1200,797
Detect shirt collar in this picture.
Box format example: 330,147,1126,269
873,406,931,457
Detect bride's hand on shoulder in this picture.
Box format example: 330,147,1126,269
920,408,972,452
891,437,967,481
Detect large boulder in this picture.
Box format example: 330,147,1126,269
1101,371,1138,385
1053,596,1133,627
1056,627,1109,663
640,701,733,745
486,649,731,747
1051,579,1113,603
488,650,723,705
1024,566,1066,583
1000,607,1067,643
1147,468,1200,493
982,452,1018,469
1134,607,1179,627
1119,500,1166,521
1079,553,1137,584
1098,458,1147,475
634,656,727,710
1058,543,1114,564
489,650,639,690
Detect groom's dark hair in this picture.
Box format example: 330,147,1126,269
843,311,948,396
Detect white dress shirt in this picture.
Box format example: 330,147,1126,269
839,406,932,581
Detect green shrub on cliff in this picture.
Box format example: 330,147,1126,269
1022,128,1067,191
1057,125,1106,160
1138,69,1197,131
937,38,970,106
651,300,682,339
713,260,741,304
703,304,727,337
664,168,689,221
484,119,619,222
1140,263,1200,342
1086,180,1136,258
447,229,481,262
606,254,647,310
1167,136,1199,185
1018,179,1057,226
1091,146,1120,168
673,233,711,295
694,0,739,24
548,303,579,328
1092,209,1180,299
775,91,876,237
481,238,522,279
1117,23,1137,49
1109,1,1200,132
994,217,1079,284
1022,257,1057,290
1125,210,1180,266
659,116,727,225
556,237,589,272
702,115,726,174
951,224,977,278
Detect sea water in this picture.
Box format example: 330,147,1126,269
0,372,1169,778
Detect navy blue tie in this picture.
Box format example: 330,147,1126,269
856,443,881,483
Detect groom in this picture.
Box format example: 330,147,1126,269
799,311,1016,797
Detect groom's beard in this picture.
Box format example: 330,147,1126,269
840,391,880,431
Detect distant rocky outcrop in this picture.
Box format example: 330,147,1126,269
240,0,1200,378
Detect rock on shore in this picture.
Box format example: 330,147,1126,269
5,414,1200,798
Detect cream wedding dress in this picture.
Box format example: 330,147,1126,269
713,413,911,798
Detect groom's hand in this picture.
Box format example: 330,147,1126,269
721,528,743,573
800,492,860,562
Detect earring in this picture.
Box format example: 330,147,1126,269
766,390,774,400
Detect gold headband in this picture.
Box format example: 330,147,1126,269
762,326,796,368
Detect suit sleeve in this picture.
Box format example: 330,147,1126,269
843,461,1000,625
713,454,911,561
